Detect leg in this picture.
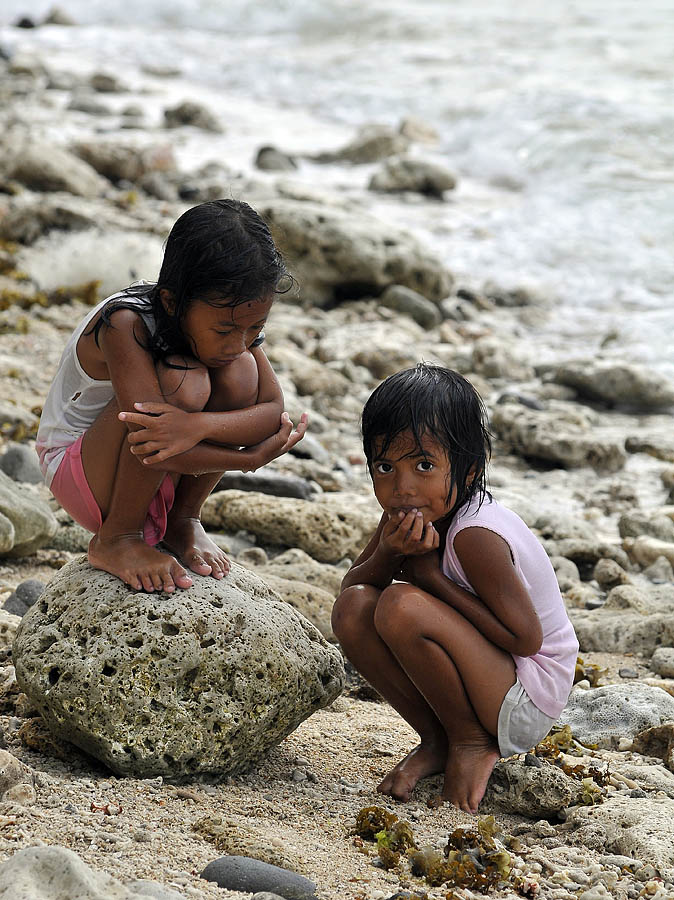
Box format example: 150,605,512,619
83,359,211,592
162,353,260,579
332,585,448,802
374,583,516,814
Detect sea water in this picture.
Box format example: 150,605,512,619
2,0,672,376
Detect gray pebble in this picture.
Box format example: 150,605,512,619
201,856,317,900
618,667,639,679
2,579,45,616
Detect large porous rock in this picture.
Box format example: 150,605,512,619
570,583,674,654
1,132,107,197
369,155,457,197
552,361,674,410
247,571,335,642
12,558,345,781
562,796,674,881
491,403,626,472
0,471,58,557
483,757,584,818
558,684,674,749
202,490,379,564
0,845,188,900
258,199,453,306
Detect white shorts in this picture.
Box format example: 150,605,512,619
497,678,557,758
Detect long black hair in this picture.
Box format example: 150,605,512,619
87,198,291,362
361,363,491,523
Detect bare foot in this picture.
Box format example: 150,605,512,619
377,740,447,802
163,515,231,579
89,533,193,593
431,739,500,814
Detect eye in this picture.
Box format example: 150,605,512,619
417,460,434,472
375,462,393,474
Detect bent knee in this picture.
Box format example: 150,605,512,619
331,584,378,645
158,357,211,412
374,583,427,641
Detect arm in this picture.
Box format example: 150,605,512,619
340,510,438,591
188,345,284,446
100,311,305,475
121,346,290,462
405,527,543,657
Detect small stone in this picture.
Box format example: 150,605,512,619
201,856,317,900
619,668,639,679
2,580,45,617
524,753,543,768
255,146,297,172
629,788,647,798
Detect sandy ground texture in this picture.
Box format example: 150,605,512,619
1,654,669,900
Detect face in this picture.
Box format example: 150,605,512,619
165,292,274,368
371,430,458,525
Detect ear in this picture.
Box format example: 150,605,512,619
159,288,176,315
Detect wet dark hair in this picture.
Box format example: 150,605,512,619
361,363,491,522
87,198,291,363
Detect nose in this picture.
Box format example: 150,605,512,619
392,470,415,499
224,332,246,354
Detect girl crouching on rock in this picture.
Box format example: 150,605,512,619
332,364,578,813
36,198,307,593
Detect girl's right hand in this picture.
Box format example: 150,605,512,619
243,412,308,471
379,510,439,557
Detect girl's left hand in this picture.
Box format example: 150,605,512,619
119,401,202,463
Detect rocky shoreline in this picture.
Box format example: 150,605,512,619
1,16,674,900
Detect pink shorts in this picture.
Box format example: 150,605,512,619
50,434,175,546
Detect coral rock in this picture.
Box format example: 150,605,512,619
13,558,344,781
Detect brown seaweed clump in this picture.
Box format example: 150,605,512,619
353,805,417,869
410,816,512,893
574,655,607,687
534,725,608,804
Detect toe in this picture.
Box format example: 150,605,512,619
140,573,155,593
188,554,212,575
173,566,193,589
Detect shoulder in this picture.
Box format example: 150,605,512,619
453,526,515,567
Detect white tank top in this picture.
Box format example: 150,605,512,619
36,291,156,486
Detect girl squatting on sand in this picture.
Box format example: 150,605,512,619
36,199,307,593
332,364,578,814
